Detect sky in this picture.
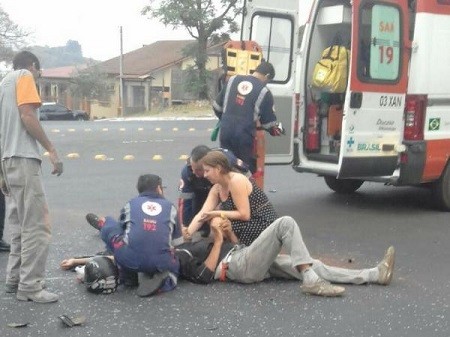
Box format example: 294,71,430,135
1,0,193,61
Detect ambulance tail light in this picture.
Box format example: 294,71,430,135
294,93,300,137
404,95,427,141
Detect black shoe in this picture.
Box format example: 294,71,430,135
0,239,10,252
137,271,169,297
86,213,102,231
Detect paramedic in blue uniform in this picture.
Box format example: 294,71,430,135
87,174,183,295
178,145,249,235
212,61,284,174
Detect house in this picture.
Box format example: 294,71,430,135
40,40,225,119
92,40,224,118
39,65,89,112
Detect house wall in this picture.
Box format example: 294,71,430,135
90,78,120,119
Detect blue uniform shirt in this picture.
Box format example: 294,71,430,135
213,75,278,173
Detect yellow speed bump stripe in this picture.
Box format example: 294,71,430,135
67,153,80,159
179,154,189,160
51,129,60,133
68,128,76,132
138,127,144,131
189,128,195,131
43,151,49,157
172,127,178,131
119,128,126,132
155,127,161,131
153,155,163,160
85,128,92,132
94,154,107,161
123,155,135,161
102,128,109,132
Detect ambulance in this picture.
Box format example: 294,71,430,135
240,0,450,210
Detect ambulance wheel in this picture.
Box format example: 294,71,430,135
432,163,450,211
324,176,364,194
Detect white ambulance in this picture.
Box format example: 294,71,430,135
241,0,450,210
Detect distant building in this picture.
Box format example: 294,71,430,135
39,40,225,119
93,40,224,118
39,65,89,112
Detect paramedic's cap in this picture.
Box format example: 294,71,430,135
255,61,275,81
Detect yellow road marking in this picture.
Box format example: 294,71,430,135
67,153,80,159
153,155,163,160
123,155,135,160
94,154,107,160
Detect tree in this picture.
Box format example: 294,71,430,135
70,65,111,102
142,0,242,99
0,5,29,64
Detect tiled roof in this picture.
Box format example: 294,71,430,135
97,40,226,78
98,40,195,77
41,65,87,78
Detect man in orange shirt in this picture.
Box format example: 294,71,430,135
0,51,63,303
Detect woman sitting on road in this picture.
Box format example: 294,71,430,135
184,150,277,246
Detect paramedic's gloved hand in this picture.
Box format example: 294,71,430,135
269,122,285,136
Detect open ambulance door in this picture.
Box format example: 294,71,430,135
338,0,410,179
241,0,299,164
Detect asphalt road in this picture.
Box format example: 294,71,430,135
0,119,449,337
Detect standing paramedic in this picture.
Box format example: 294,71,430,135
0,51,63,303
212,61,284,174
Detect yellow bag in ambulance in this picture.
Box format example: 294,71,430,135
312,45,349,93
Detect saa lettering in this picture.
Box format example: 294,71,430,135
379,21,394,33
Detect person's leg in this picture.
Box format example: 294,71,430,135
268,254,302,280
5,158,58,303
100,216,124,253
267,255,377,285
4,191,21,290
230,215,345,296
227,216,314,283
310,259,376,284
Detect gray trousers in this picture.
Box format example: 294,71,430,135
223,216,373,284
3,158,51,292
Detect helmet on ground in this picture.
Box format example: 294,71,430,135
84,256,119,294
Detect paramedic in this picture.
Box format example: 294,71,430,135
212,61,284,174
85,174,183,296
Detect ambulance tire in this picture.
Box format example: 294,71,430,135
324,176,364,194
432,162,450,211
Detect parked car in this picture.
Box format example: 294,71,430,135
39,102,90,121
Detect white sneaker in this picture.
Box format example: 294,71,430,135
301,280,345,297
377,246,395,285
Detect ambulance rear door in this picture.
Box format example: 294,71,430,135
338,0,410,178
242,0,299,164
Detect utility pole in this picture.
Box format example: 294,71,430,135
119,26,125,117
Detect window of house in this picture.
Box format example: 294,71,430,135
250,13,294,83
358,3,401,82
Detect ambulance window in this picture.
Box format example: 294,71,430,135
250,13,293,84
358,4,401,82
